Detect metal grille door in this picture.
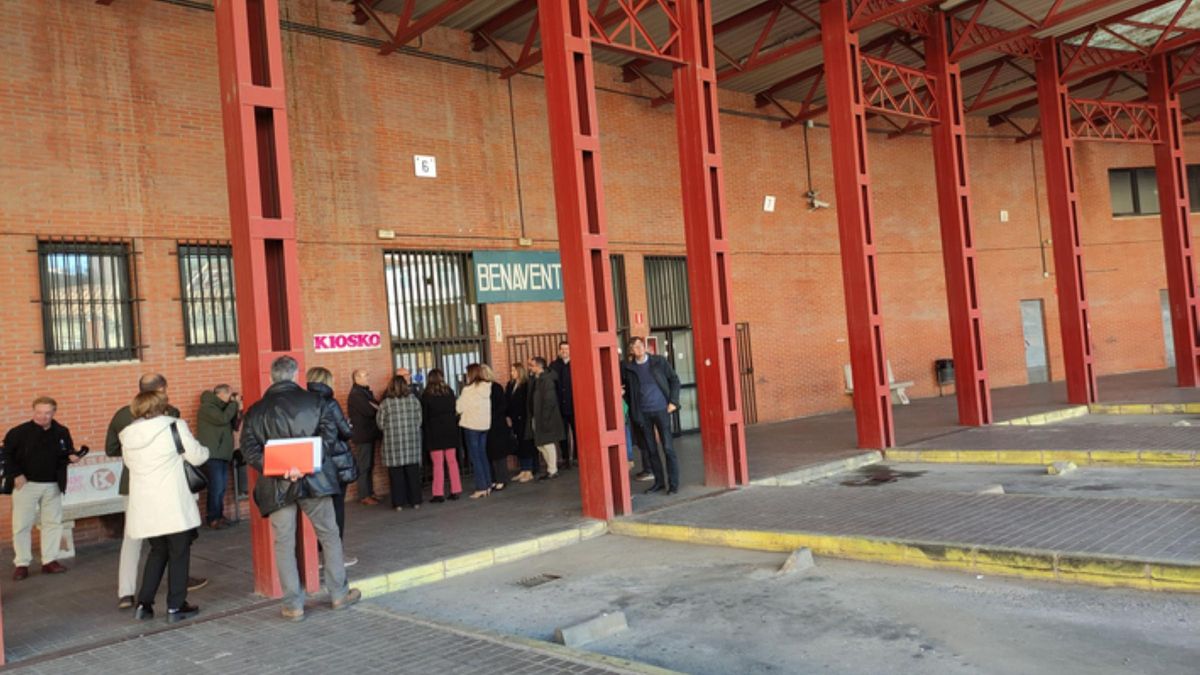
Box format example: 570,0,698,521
611,254,631,353
736,322,758,425
645,256,697,433
384,250,488,390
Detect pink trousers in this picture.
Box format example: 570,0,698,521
430,449,462,497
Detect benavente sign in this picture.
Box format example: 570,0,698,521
313,331,383,353
473,250,564,303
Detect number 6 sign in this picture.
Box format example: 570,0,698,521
414,155,437,178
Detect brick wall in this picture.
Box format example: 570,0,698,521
2,0,1196,544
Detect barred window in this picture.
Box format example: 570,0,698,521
178,243,238,356
38,240,139,365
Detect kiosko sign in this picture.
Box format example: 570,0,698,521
473,250,564,303
313,331,382,353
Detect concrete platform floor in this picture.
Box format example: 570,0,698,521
4,367,1195,664
816,463,1200,501
383,536,1200,675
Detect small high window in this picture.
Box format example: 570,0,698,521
1109,166,1200,216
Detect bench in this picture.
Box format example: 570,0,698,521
843,361,914,405
59,460,126,558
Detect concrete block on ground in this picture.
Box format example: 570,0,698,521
1047,461,1077,476
554,611,628,647
976,484,1006,495
778,547,815,575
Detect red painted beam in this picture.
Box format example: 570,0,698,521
674,0,749,487
1036,39,1098,404
927,11,992,426
214,0,319,598
471,0,537,51
983,70,1132,126
820,0,895,449
380,0,476,54
1148,53,1200,387
951,0,1160,62
536,0,631,520
850,0,943,33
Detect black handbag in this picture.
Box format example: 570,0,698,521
170,422,209,494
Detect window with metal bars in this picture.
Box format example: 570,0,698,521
38,240,139,365
610,254,631,354
383,250,488,391
644,255,691,329
178,243,239,356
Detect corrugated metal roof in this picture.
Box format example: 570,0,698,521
355,0,1200,122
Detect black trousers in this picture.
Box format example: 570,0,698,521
639,408,679,489
388,464,422,508
558,414,576,464
353,441,376,499
332,482,347,540
490,456,510,485
138,529,194,610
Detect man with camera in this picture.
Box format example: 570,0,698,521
4,396,83,580
196,384,241,530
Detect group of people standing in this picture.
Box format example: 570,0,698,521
342,352,579,507
0,333,682,625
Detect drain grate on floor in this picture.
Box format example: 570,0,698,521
516,573,562,589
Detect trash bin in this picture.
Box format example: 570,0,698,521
934,359,955,386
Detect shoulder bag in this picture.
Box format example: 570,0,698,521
170,421,209,494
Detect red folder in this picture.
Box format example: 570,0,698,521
263,438,323,477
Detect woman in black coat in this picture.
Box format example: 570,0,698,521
421,369,462,503
482,365,513,491
305,367,358,547
505,363,536,483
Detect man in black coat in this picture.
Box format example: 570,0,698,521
4,396,81,580
240,356,359,622
548,341,576,469
526,357,565,480
620,337,682,495
346,369,381,505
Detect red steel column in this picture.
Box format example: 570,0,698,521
537,0,631,518
214,0,319,596
673,0,749,486
1148,54,1200,386
926,13,992,425
1036,39,1098,404
819,0,894,448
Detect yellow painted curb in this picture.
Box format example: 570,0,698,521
1090,402,1200,415
886,448,1199,467
356,521,608,600
609,521,1200,593
994,406,1088,426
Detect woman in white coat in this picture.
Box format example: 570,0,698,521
119,390,209,623
456,363,493,499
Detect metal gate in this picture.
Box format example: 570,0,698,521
645,256,697,434
383,250,488,391
736,322,758,425
507,332,566,368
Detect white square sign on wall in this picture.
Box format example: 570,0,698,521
414,155,437,178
